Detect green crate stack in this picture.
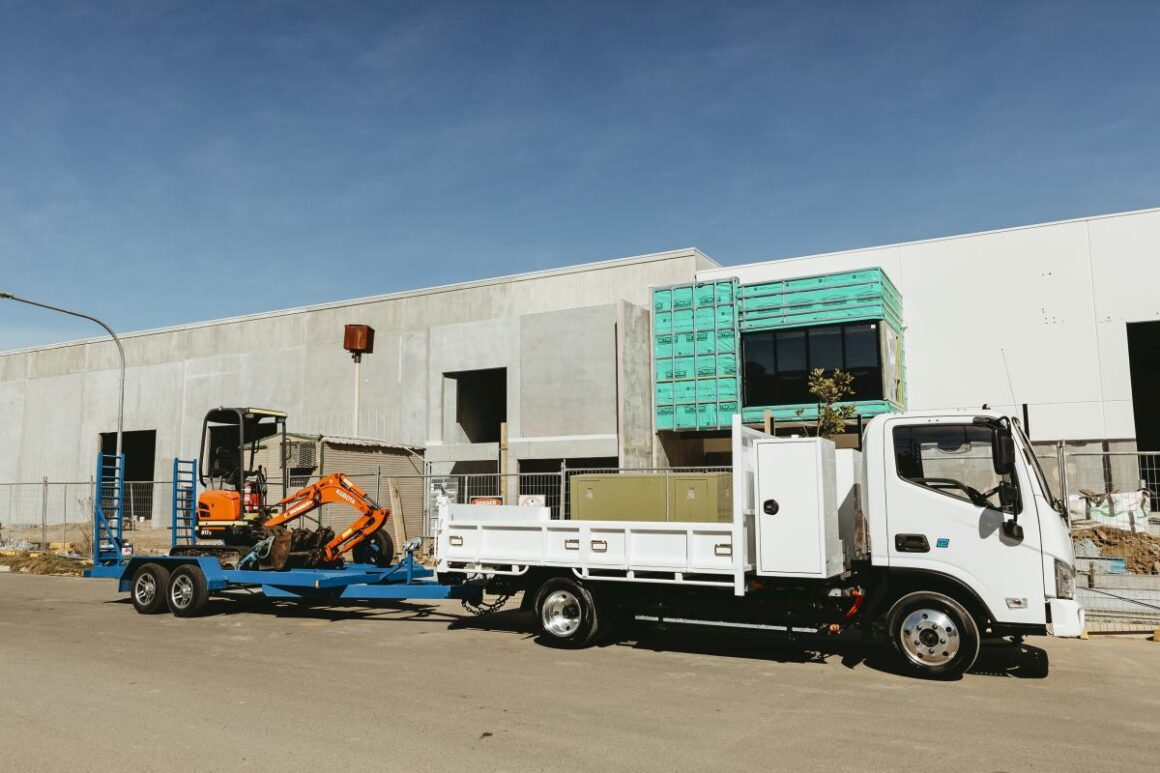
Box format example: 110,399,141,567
734,266,906,419
737,267,903,332
654,279,740,430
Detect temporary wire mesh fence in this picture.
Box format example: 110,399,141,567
5,458,1160,539
0,468,732,546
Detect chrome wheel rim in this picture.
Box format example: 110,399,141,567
900,608,960,667
541,590,582,637
170,574,194,609
134,573,156,607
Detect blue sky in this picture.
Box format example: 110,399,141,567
2,1,1159,350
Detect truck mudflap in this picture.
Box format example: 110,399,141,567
1047,599,1085,637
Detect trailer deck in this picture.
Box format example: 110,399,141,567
112,551,482,610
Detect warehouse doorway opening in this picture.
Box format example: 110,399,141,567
1127,321,1160,451
99,429,156,522
446,368,507,443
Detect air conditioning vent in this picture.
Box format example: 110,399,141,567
283,441,317,471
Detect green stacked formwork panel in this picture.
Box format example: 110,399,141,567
653,280,739,430
654,269,906,433
736,267,906,418
737,268,903,332
739,400,896,424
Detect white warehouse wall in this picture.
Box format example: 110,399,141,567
697,208,1160,443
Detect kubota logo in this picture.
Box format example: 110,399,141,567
336,490,357,506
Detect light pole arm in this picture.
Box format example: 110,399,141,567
0,292,126,459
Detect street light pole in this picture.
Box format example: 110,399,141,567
0,292,126,459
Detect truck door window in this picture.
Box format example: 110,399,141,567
893,424,1019,514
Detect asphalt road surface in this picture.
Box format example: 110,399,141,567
1,574,1156,772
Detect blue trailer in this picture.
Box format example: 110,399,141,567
117,543,483,617
88,452,482,616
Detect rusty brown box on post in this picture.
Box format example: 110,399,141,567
343,324,375,355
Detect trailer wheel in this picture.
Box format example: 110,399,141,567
352,530,395,567
130,563,171,615
167,565,210,617
534,577,599,648
886,591,980,679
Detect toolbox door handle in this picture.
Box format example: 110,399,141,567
714,542,732,557
449,535,464,547
564,538,580,550
590,539,608,552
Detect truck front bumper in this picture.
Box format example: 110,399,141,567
1047,599,1085,638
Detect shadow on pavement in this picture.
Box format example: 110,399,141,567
108,593,1049,678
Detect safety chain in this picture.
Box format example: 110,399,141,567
460,573,511,615
461,593,511,616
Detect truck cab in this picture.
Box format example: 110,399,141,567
862,410,1081,640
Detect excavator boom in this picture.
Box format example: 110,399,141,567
265,473,391,563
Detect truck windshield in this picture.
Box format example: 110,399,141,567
1012,420,1063,516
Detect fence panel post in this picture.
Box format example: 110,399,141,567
664,468,671,522
41,476,48,551
558,460,567,520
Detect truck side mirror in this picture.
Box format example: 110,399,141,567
993,429,1016,475
998,480,1019,509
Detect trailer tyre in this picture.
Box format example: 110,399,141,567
167,565,210,617
886,591,980,679
130,563,171,615
534,577,599,648
352,529,395,567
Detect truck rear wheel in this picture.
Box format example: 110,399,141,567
167,565,210,617
534,577,600,648
130,563,171,615
886,591,980,679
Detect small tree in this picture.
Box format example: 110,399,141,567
808,368,856,438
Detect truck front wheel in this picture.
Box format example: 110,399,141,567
534,577,600,648
886,591,980,679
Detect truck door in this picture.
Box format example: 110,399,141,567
883,417,1046,626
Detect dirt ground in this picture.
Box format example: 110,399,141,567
1,574,1158,773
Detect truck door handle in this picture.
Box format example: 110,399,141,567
763,499,779,515
894,534,930,553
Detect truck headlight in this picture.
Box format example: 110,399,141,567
1054,559,1075,600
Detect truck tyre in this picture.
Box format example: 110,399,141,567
352,529,395,567
130,563,171,615
886,591,980,679
167,564,210,617
534,577,599,648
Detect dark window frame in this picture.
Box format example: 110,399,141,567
741,322,884,407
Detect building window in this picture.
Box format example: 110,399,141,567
742,322,883,407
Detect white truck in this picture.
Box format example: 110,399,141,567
438,410,1083,679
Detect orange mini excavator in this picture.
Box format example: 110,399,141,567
187,407,394,570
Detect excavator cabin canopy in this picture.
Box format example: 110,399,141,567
199,407,288,493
